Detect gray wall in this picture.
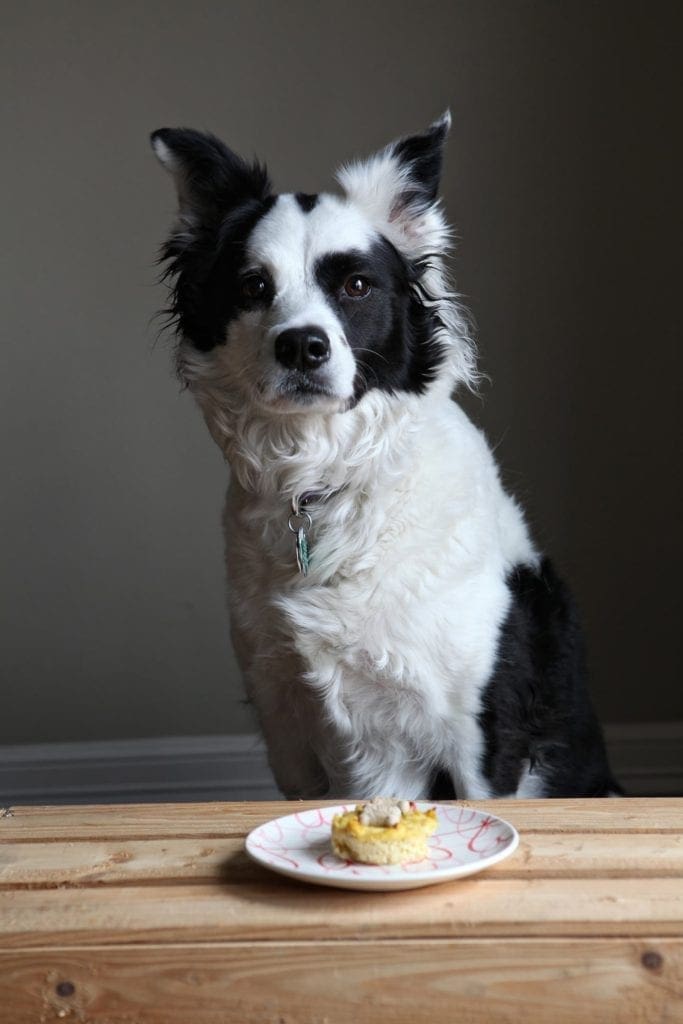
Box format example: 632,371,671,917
1,1,680,744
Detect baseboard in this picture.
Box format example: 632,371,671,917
0,734,280,805
1,723,681,805
602,721,683,796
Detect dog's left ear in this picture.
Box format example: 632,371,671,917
150,127,271,227
336,112,451,256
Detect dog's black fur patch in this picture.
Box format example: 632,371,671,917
295,192,318,213
477,558,619,797
315,240,446,399
162,197,277,351
152,128,275,351
428,768,457,801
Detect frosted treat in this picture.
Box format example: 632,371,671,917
331,798,438,865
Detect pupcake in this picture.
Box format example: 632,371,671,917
331,797,438,865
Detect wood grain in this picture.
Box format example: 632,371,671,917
1,830,682,888
1,876,682,947
2,798,682,842
1,938,681,1024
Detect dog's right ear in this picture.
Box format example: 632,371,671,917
150,128,271,225
336,112,451,259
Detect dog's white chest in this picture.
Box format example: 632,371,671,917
222,395,536,798
275,513,511,734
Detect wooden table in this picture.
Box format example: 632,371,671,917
1,799,682,1023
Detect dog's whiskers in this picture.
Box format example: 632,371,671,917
353,346,390,365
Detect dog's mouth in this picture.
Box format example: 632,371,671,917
252,364,355,414
278,370,335,399
255,369,346,411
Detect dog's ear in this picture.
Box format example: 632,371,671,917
150,128,271,225
336,112,451,256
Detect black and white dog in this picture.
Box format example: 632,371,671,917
151,114,618,800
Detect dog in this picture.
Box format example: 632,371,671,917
150,113,619,800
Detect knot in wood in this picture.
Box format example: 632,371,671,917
641,950,663,971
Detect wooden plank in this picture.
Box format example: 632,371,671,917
2,798,682,842
0,938,680,1024
1,877,682,947
1,830,682,888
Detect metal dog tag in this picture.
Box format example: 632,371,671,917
295,527,310,576
289,499,313,576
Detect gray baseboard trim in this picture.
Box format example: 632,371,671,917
602,721,683,796
0,734,280,805
1,723,681,805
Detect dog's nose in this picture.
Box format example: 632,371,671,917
275,328,330,371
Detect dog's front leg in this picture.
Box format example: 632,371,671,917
323,748,435,802
261,723,330,799
244,665,332,799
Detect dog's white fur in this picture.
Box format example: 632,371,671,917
182,352,537,797
155,116,545,799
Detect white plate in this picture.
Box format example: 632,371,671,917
245,803,519,891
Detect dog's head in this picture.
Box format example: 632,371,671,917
151,115,475,421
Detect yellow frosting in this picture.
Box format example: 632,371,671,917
332,805,437,843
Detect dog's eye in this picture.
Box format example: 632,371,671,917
344,275,371,298
240,273,268,301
